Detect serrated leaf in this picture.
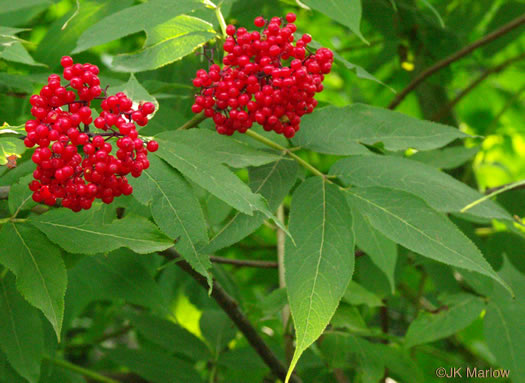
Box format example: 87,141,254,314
301,0,367,43
111,15,215,72
200,309,237,353
34,0,133,67
343,281,384,308
0,136,25,166
292,104,469,154
7,174,35,215
205,157,298,252
0,26,27,46
0,223,66,340
409,146,479,169
73,0,206,53
351,205,397,292
129,155,211,285
331,154,511,221
110,74,159,119
0,42,44,66
0,350,26,383
29,209,173,255
284,177,355,382
105,347,203,383
155,140,269,216
405,293,485,348
130,312,210,360
484,259,525,383
158,129,282,169
344,187,512,295
0,274,44,383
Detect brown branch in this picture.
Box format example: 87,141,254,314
210,255,278,268
432,52,525,121
388,13,525,109
160,248,303,383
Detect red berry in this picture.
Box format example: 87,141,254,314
147,141,159,152
60,56,73,68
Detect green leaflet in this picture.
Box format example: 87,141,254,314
343,281,384,308
344,187,512,295
155,139,276,219
157,129,282,169
7,174,35,215
73,0,205,53
301,0,367,43
331,154,511,221
205,157,298,252
34,0,133,67
0,223,66,340
30,209,173,255
111,15,216,72
292,104,469,154
405,293,485,348
285,177,355,382
130,155,211,286
351,205,397,292
0,274,44,383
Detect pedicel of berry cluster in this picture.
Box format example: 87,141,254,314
24,56,159,212
191,13,333,138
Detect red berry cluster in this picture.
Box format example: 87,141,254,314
24,56,159,211
191,13,333,138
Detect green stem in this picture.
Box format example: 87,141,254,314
177,112,207,130
44,356,119,383
460,179,525,213
244,130,328,179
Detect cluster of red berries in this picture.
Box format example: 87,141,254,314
24,56,159,211
191,13,333,138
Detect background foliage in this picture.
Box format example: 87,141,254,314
0,0,524,382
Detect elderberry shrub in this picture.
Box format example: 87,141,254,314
24,56,159,212
191,13,334,138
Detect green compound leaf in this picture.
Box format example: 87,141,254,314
73,0,206,53
111,15,216,72
0,223,66,341
292,104,469,155
130,155,211,286
405,293,485,348
30,209,173,255
301,0,367,43
344,187,512,296
330,154,511,221
0,274,44,383
205,157,298,252
285,177,355,382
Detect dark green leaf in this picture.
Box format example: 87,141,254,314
0,223,66,340
292,104,469,154
331,154,511,220
344,187,511,295
0,274,44,383
205,157,298,252
30,209,173,255
285,177,355,380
